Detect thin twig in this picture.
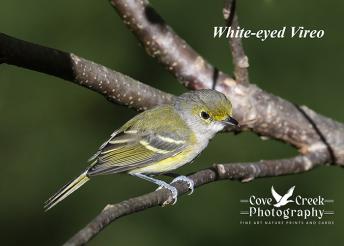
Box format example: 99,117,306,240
223,0,249,84
64,152,328,246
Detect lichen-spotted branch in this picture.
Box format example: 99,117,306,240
0,33,173,111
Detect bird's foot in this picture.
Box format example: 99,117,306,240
156,182,178,206
171,175,194,195
155,176,194,206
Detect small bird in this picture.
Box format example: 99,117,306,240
271,186,295,207
44,89,239,211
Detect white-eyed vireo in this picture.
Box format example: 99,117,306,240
44,89,238,210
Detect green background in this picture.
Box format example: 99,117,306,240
1,0,343,245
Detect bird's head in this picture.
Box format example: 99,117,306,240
175,89,239,138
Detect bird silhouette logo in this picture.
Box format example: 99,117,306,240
271,186,295,207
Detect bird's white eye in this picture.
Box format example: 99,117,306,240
200,111,210,120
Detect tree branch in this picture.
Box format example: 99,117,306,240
223,0,249,84
64,151,328,246
0,32,173,111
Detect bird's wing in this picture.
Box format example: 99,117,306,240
86,106,193,176
283,186,295,200
271,186,282,202
87,129,187,176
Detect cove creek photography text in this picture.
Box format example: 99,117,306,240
213,26,325,41
239,186,335,225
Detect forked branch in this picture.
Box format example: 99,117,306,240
109,0,344,160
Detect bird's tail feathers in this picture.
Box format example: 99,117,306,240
44,171,90,211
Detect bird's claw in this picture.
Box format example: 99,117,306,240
171,175,194,195
155,176,194,206
156,183,178,206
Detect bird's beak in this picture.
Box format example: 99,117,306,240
224,116,240,128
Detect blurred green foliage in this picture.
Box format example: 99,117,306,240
0,0,343,245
